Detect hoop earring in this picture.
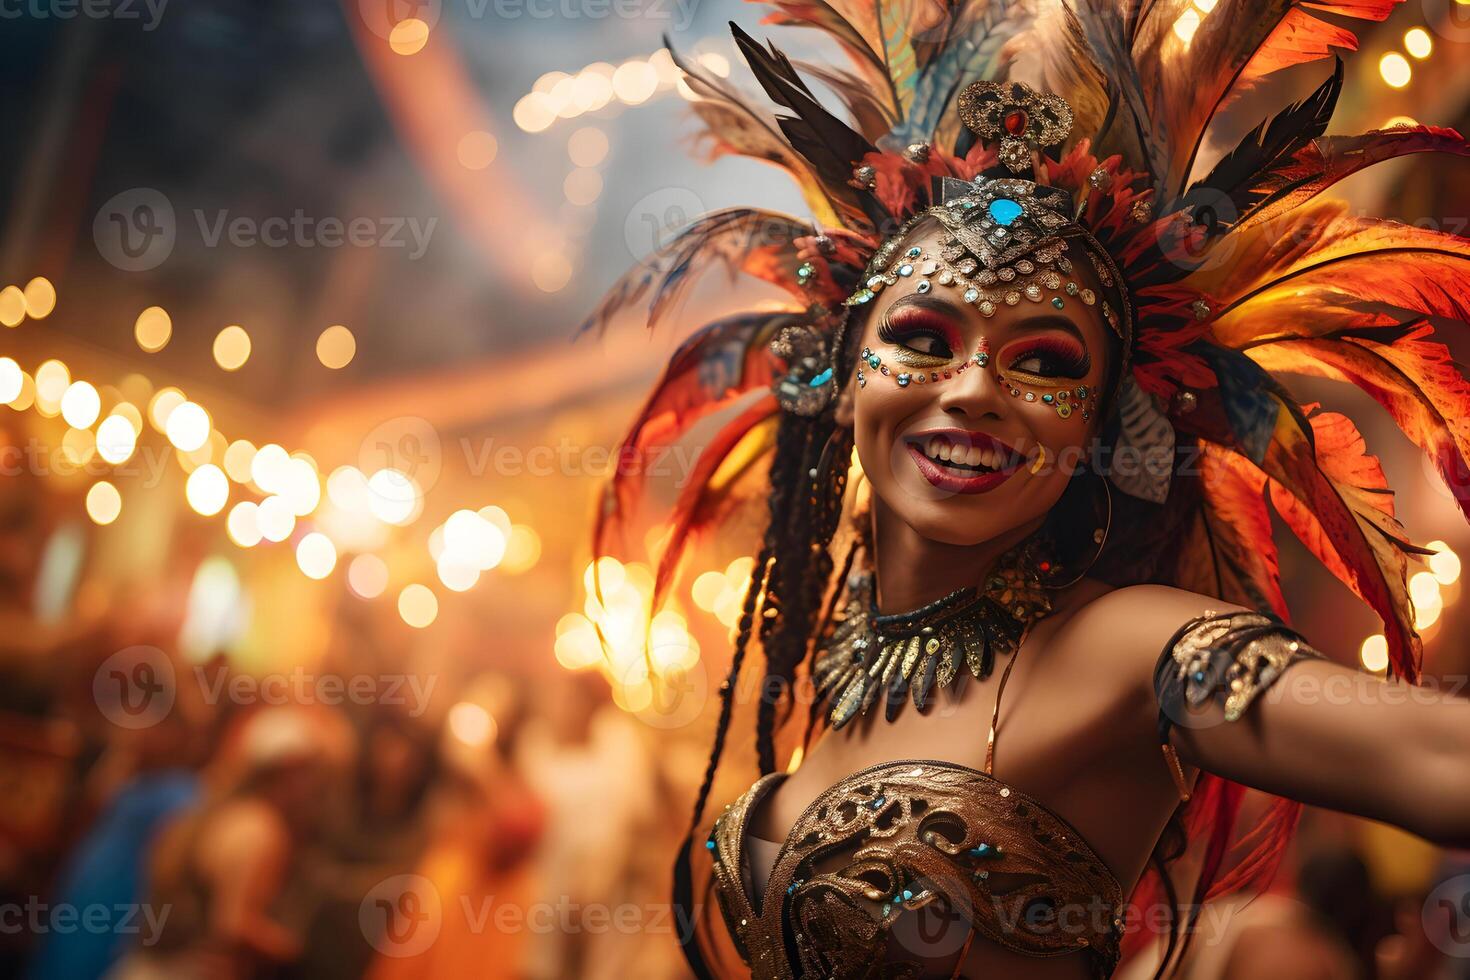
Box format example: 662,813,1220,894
1047,477,1111,589
1028,445,1047,475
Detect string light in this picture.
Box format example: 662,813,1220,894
86,481,122,525
135,307,172,352
398,583,438,628
1359,634,1388,673
185,464,229,516
165,401,211,452
1379,52,1412,88
0,286,24,328
388,17,429,56
296,532,338,579
22,277,55,319
213,325,252,371
1404,27,1432,59
316,325,356,369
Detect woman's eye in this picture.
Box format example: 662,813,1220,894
899,333,952,358
1007,343,1090,378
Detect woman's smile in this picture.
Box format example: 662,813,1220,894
904,428,1026,494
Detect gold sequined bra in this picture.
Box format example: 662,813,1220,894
702,610,1322,979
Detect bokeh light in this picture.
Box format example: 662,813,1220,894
316,325,356,369
213,325,252,371
398,584,438,628
135,307,172,352
86,481,122,525
185,464,229,516
296,533,338,579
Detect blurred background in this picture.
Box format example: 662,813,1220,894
0,1,1467,977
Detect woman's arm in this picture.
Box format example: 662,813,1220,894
1096,583,1470,848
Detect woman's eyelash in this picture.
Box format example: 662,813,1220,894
1005,337,1091,377
878,320,954,357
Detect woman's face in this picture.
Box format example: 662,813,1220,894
849,222,1116,547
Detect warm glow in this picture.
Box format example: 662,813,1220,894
8,372,34,411
568,127,609,167
296,532,338,579
513,93,556,134
348,553,389,599
165,401,211,452
398,584,438,628
1173,8,1201,42
185,464,229,516
256,495,297,542
612,60,658,105
316,325,356,369
96,415,138,464
59,381,100,428
1426,540,1462,585
86,481,122,525
1415,593,1444,629
34,359,70,408
0,358,21,403
22,277,55,319
223,439,257,483
227,501,263,547
388,17,429,55
1404,27,1432,59
135,306,172,352
457,131,498,170
0,285,24,327
448,702,496,747
367,468,420,525
279,457,322,516
1359,634,1388,672
148,387,185,431
1409,570,1441,607
501,525,541,574
251,443,292,492
61,427,96,466
1379,52,1412,88
213,325,252,371
697,52,730,77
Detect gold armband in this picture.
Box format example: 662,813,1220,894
1154,610,1324,742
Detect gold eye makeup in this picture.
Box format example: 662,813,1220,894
858,324,1101,421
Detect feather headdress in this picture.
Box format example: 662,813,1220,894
580,0,1470,973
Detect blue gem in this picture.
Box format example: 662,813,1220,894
906,246,922,258
902,889,913,901
970,842,1000,859
963,288,980,303
1042,393,1053,403
898,264,914,277
867,354,881,369
706,840,716,850
916,280,931,294
808,367,833,387
989,198,1023,226
1193,670,1206,682
897,373,911,387
1052,297,1065,309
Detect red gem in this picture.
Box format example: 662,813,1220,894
1039,561,1051,572
1003,110,1028,136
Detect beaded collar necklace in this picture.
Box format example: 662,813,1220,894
813,539,1054,729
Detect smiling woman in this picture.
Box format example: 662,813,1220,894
580,3,1470,978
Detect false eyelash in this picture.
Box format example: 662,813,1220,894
1005,335,1091,378
877,313,958,358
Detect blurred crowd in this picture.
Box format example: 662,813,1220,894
0,475,696,980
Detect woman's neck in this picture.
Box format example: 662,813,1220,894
868,496,1044,614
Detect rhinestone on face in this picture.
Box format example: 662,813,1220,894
907,246,922,258
1081,289,1096,305
1024,391,1035,401
1005,292,1020,305
963,288,981,303
898,264,914,277
1051,297,1065,309
1024,284,1042,302
937,270,954,286
1065,281,1079,295
978,301,996,317
897,373,910,387
916,280,932,294
920,259,938,276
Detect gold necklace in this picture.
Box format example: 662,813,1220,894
813,540,1054,728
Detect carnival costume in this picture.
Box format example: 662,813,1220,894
579,0,1470,974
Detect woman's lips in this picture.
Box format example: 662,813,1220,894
905,442,1022,494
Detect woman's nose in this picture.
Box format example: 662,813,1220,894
936,354,1010,420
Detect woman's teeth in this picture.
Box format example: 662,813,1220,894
922,437,1006,471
